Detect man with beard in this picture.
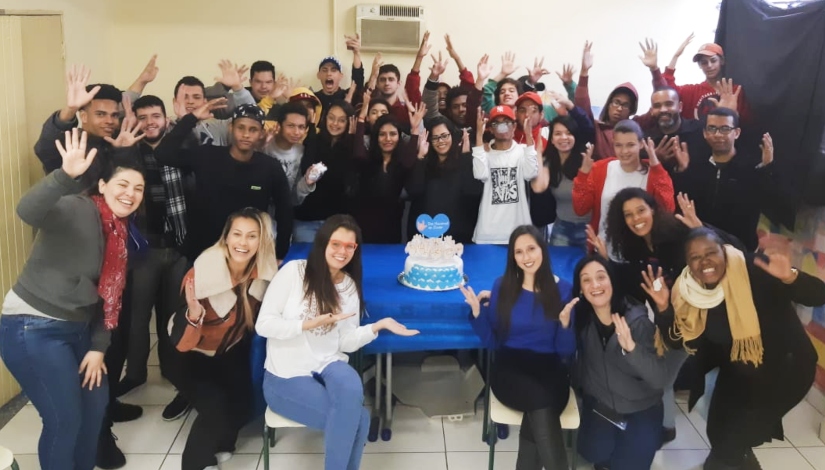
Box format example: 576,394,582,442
644,87,711,197
116,96,189,405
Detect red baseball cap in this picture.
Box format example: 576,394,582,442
515,92,544,111
693,43,724,62
489,105,516,122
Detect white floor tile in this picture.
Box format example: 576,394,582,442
784,400,825,447
161,453,260,470
662,407,709,450
442,412,519,452
362,405,445,453
678,403,711,447
361,452,447,470
9,454,39,470
447,451,516,470
0,453,167,470
753,447,815,470
256,453,324,469
0,405,40,454
651,449,709,470
168,409,196,454
111,405,187,454
799,447,825,470
119,366,177,406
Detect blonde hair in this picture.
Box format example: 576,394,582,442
213,208,275,330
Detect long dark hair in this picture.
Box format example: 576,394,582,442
545,116,585,187
423,116,462,175
368,114,403,169
320,100,355,146
303,214,365,316
495,225,564,341
605,187,688,261
571,254,626,338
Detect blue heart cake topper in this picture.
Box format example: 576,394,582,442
415,213,451,238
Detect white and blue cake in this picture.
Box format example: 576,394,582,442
400,235,465,291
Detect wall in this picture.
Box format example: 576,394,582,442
105,0,718,109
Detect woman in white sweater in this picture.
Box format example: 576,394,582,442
256,214,418,470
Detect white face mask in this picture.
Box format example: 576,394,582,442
494,123,510,134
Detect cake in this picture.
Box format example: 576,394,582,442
400,235,465,291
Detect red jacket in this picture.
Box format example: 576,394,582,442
572,158,675,233
662,67,752,124
389,70,423,127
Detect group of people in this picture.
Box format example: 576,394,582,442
0,26,816,470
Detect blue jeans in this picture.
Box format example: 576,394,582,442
0,314,108,470
293,220,326,243
663,348,689,429
577,396,663,470
548,219,588,249
263,361,369,470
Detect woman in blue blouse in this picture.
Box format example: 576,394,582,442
461,225,579,470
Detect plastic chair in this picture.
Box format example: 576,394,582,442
260,407,306,470
0,445,19,470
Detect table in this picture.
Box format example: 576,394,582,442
251,243,584,439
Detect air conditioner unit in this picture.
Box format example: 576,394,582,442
356,4,425,53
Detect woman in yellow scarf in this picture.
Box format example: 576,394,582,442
643,228,824,470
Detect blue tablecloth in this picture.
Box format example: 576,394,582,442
251,243,584,413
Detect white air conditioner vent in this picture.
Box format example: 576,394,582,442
356,4,426,53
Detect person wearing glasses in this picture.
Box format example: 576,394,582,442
672,107,775,251
257,215,418,470
405,116,483,243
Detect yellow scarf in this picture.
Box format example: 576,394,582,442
655,245,763,367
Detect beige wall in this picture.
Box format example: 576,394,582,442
107,0,717,110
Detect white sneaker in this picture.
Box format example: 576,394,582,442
215,452,233,463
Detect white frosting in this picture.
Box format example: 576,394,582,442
401,235,465,290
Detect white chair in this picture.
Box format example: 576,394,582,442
0,445,18,470
486,387,580,470
261,407,305,470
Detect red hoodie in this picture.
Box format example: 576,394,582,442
662,67,752,124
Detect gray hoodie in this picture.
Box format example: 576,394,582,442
576,298,667,414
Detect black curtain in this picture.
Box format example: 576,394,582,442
716,0,825,228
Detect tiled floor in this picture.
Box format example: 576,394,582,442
0,336,823,469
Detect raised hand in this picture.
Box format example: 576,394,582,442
581,41,594,75
417,129,430,159
535,128,544,155
673,32,695,60
349,116,358,135
523,117,534,146
559,297,580,328
192,97,228,121
475,108,487,147
653,136,675,161
136,54,159,86
459,285,491,318
377,317,420,336
429,51,448,78
580,142,594,173
754,237,796,283
585,224,607,257
345,83,357,103
640,265,670,313
65,64,100,111
672,138,690,172
121,93,137,131
642,137,661,166
675,192,702,228
613,314,636,352
56,128,98,179
638,38,659,70
461,129,470,153
270,73,290,100
215,59,247,92
184,277,205,323
759,133,774,166
344,33,361,53
556,63,576,85
371,53,384,76
709,78,741,111
548,90,574,112
476,54,493,85
104,118,145,148
408,101,427,134
500,51,517,77
417,31,432,59
527,56,550,85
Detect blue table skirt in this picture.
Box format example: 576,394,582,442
251,243,584,413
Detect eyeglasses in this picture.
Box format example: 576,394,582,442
430,133,451,143
705,125,735,135
329,239,358,253
609,100,631,110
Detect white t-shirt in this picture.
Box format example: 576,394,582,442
263,142,304,191
256,260,377,378
472,141,539,244
599,160,648,257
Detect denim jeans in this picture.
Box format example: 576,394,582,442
293,220,326,243
0,314,108,470
263,361,370,470
548,219,588,250
663,348,689,429
577,395,663,470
